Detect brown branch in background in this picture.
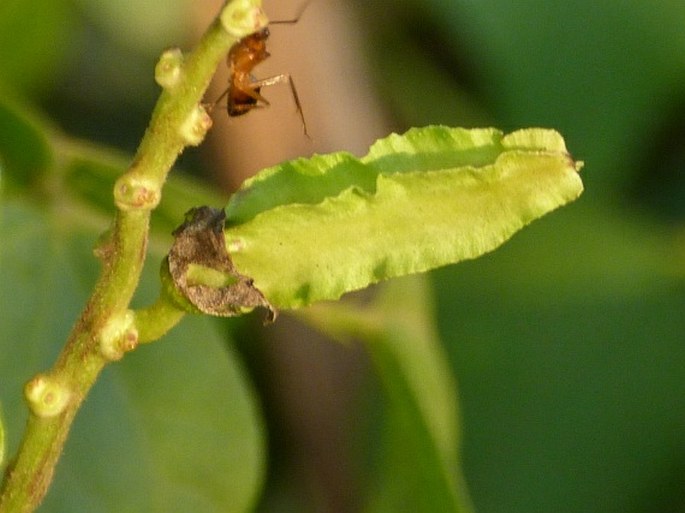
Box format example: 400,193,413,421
192,1,390,510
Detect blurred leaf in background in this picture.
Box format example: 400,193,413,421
356,0,685,512
0,0,190,152
0,0,74,96
0,0,265,511
300,276,474,513
0,89,264,511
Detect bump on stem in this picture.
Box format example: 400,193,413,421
0,2,254,510
99,310,139,361
113,175,161,211
179,105,213,147
155,48,185,90
220,0,269,38
24,376,71,419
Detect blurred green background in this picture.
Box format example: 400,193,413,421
2,0,685,512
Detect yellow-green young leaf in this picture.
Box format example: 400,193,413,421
224,126,583,309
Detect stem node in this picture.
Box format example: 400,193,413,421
24,375,71,419
179,105,213,146
99,310,139,361
113,176,161,211
155,48,185,90
220,0,268,38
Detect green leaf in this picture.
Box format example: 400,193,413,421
299,275,473,512
0,200,265,513
63,148,227,235
0,98,54,188
0,87,258,511
46,317,265,513
0,0,74,94
0,95,225,235
224,126,583,309
431,204,685,513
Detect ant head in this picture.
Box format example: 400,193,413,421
257,27,271,40
232,27,270,56
241,27,270,45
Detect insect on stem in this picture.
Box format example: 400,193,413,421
216,1,312,138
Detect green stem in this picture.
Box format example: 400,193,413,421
0,2,267,511
134,295,187,344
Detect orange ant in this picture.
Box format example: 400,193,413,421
216,4,310,137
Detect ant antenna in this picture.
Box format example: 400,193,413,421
269,0,311,25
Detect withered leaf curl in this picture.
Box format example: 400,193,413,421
167,206,275,320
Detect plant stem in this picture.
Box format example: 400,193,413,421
134,294,187,343
0,2,267,511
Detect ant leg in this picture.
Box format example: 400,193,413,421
215,82,271,117
252,74,309,138
208,87,230,113
245,85,272,107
